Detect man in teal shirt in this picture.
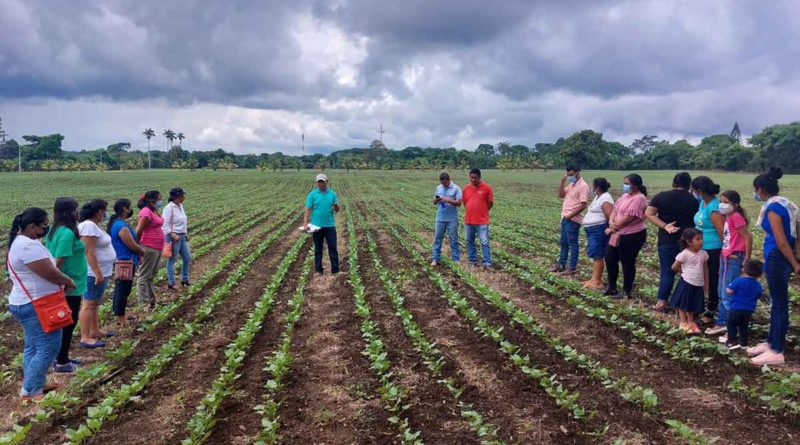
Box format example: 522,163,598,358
303,173,340,274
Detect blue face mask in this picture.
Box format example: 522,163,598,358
156,200,164,209
567,175,578,184
753,192,764,202
622,184,632,194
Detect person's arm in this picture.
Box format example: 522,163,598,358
703,261,710,295
302,207,311,231
710,211,724,240
82,235,103,284
671,260,682,273
135,215,149,240
26,258,76,293
737,224,753,260
487,187,494,210
56,257,66,268
605,208,618,235
726,286,735,295
601,202,614,219
564,202,587,221
120,227,146,255
645,205,677,233
557,175,567,198
766,211,800,273
333,203,340,212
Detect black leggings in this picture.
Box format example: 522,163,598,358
705,248,721,314
113,279,135,317
605,229,647,294
57,294,82,364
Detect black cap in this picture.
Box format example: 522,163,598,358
169,187,186,198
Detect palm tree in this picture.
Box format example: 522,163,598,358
143,128,156,169
163,129,176,151
176,132,185,148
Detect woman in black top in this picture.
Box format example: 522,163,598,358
645,172,700,312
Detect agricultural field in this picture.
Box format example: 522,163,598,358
1,169,799,445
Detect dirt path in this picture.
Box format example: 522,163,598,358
277,227,395,444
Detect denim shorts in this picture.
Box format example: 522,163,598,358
84,276,110,301
584,223,610,259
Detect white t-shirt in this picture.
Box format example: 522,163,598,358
7,235,62,305
79,221,116,277
582,192,614,227
676,248,709,287
162,202,188,234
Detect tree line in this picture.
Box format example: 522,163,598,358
0,121,798,173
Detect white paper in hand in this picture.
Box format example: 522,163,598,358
299,223,321,233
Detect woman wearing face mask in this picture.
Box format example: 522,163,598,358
109,199,146,326
691,176,724,324
747,167,799,366
78,199,116,344
46,198,91,372
705,191,752,337
134,190,164,311
581,178,614,289
7,208,76,400
604,174,649,299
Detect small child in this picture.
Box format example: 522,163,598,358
724,259,764,350
669,228,709,334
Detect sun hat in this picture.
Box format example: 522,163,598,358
315,173,328,182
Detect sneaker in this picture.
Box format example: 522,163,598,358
750,349,785,366
718,335,728,344
549,264,564,273
725,341,741,351
746,342,769,357
482,263,492,270
53,362,77,373
705,325,727,335
20,394,44,403
430,261,439,267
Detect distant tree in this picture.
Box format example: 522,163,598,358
476,143,495,157
163,129,176,151
496,141,512,156
560,130,608,169
630,135,661,154
749,122,800,172
177,132,185,147
142,128,155,169
730,121,741,143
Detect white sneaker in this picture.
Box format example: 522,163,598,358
718,335,728,344
751,349,785,366
430,261,439,267
746,342,769,357
705,325,726,335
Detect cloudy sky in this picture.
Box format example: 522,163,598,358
1,0,799,154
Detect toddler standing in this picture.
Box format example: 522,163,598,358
670,228,709,334
725,260,764,350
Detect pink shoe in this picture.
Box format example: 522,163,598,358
750,349,785,366
745,342,769,357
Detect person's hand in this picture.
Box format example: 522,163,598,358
185,234,190,242
704,286,709,295
169,233,180,242
604,228,613,236
64,277,76,293
664,222,680,234
794,263,800,276
94,275,104,285
561,174,568,183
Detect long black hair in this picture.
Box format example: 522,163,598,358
107,198,132,234
138,190,160,210
49,197,79,242
9,208,48,246
625,173,648,196
721,190,748,224
753,166,783,197
79,199,108,223
691,176,720,197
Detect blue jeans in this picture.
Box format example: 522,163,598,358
558,218,581,270
432,220,460,262
766,250,792,353
8,303,62,396
716,253,744,326
465,224,491,266
166,233,191,285
657,242,681,302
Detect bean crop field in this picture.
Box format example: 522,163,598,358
1,169,800,445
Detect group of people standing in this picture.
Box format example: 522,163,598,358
6,187,191,400
556,166,797,366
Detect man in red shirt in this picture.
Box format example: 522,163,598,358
462,168,494,267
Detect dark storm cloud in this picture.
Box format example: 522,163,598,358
2,0,800,153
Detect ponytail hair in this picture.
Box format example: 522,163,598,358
721,190,748,224
625,173,648,196
691,176,720,197
107,198,131,234
50,197,79,241
592,177,611,193
138,190,160,210
79,199,108,223
680,227,702,249
753,166,783,197
9,208,48,246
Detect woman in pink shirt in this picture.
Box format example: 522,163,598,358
134,190,164,311
707,190,753,337
604,174,648,299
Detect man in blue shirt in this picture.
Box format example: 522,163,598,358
431,172,462,266
303,173,340,274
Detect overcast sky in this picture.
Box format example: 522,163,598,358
1,0,799,154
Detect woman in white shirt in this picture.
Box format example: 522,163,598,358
78,200,117,343
7,208,75,401
582,178,615,289
162,187,191,290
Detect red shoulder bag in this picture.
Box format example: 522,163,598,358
7,255,73,333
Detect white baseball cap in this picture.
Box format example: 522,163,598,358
315,173,329,182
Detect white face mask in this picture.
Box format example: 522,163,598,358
719,203,734,215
